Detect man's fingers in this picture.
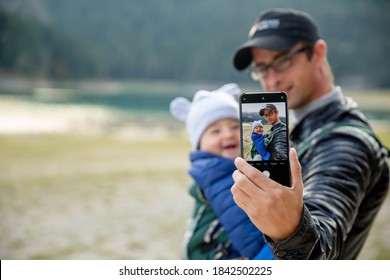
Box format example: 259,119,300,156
232,168,262,198
231,180,249,208
234,157,278,189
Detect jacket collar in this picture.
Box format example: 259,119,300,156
291,86,343,125
290,87,365,143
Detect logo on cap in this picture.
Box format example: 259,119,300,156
249,19,280,37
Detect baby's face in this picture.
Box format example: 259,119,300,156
199,118,240,159
253,126,263,133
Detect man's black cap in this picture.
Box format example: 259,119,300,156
233,8,321,71
259,104,277,116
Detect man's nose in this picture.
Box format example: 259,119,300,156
262,68,282,90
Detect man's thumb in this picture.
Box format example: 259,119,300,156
289,148,304,197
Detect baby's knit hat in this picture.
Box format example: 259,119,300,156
252,120,264,130
170,83,241,149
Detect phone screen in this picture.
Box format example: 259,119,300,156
239,92,290,187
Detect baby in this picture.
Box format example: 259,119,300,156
251,120,270,160
170,83,273,260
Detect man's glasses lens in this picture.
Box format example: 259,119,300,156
249,44,311,80
264,111,275,118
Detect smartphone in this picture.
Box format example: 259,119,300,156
239,91,290,187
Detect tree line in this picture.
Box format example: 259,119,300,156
0,0,389,88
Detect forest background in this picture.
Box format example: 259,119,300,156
1,0,389,88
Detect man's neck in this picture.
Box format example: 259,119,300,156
271,120,281,129
291,86,343,125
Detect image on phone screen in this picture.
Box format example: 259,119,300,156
239,92,291,187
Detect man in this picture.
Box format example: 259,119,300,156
259,103,287,160
231,8,389,259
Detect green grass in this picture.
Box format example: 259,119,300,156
1,129,389,259
0,85,389,259
0,132,193,259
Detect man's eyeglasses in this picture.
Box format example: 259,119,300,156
249,44,312,81
263,111,275,118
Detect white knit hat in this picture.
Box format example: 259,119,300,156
170,83,241,149
251,120,264,130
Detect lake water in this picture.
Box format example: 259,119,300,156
1,79,389,134
1,81,191,115
0,80,220,133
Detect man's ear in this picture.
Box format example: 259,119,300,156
313,39,327,68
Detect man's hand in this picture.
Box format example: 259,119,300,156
231,148,304,242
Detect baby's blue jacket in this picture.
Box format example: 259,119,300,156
189,151,274,259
